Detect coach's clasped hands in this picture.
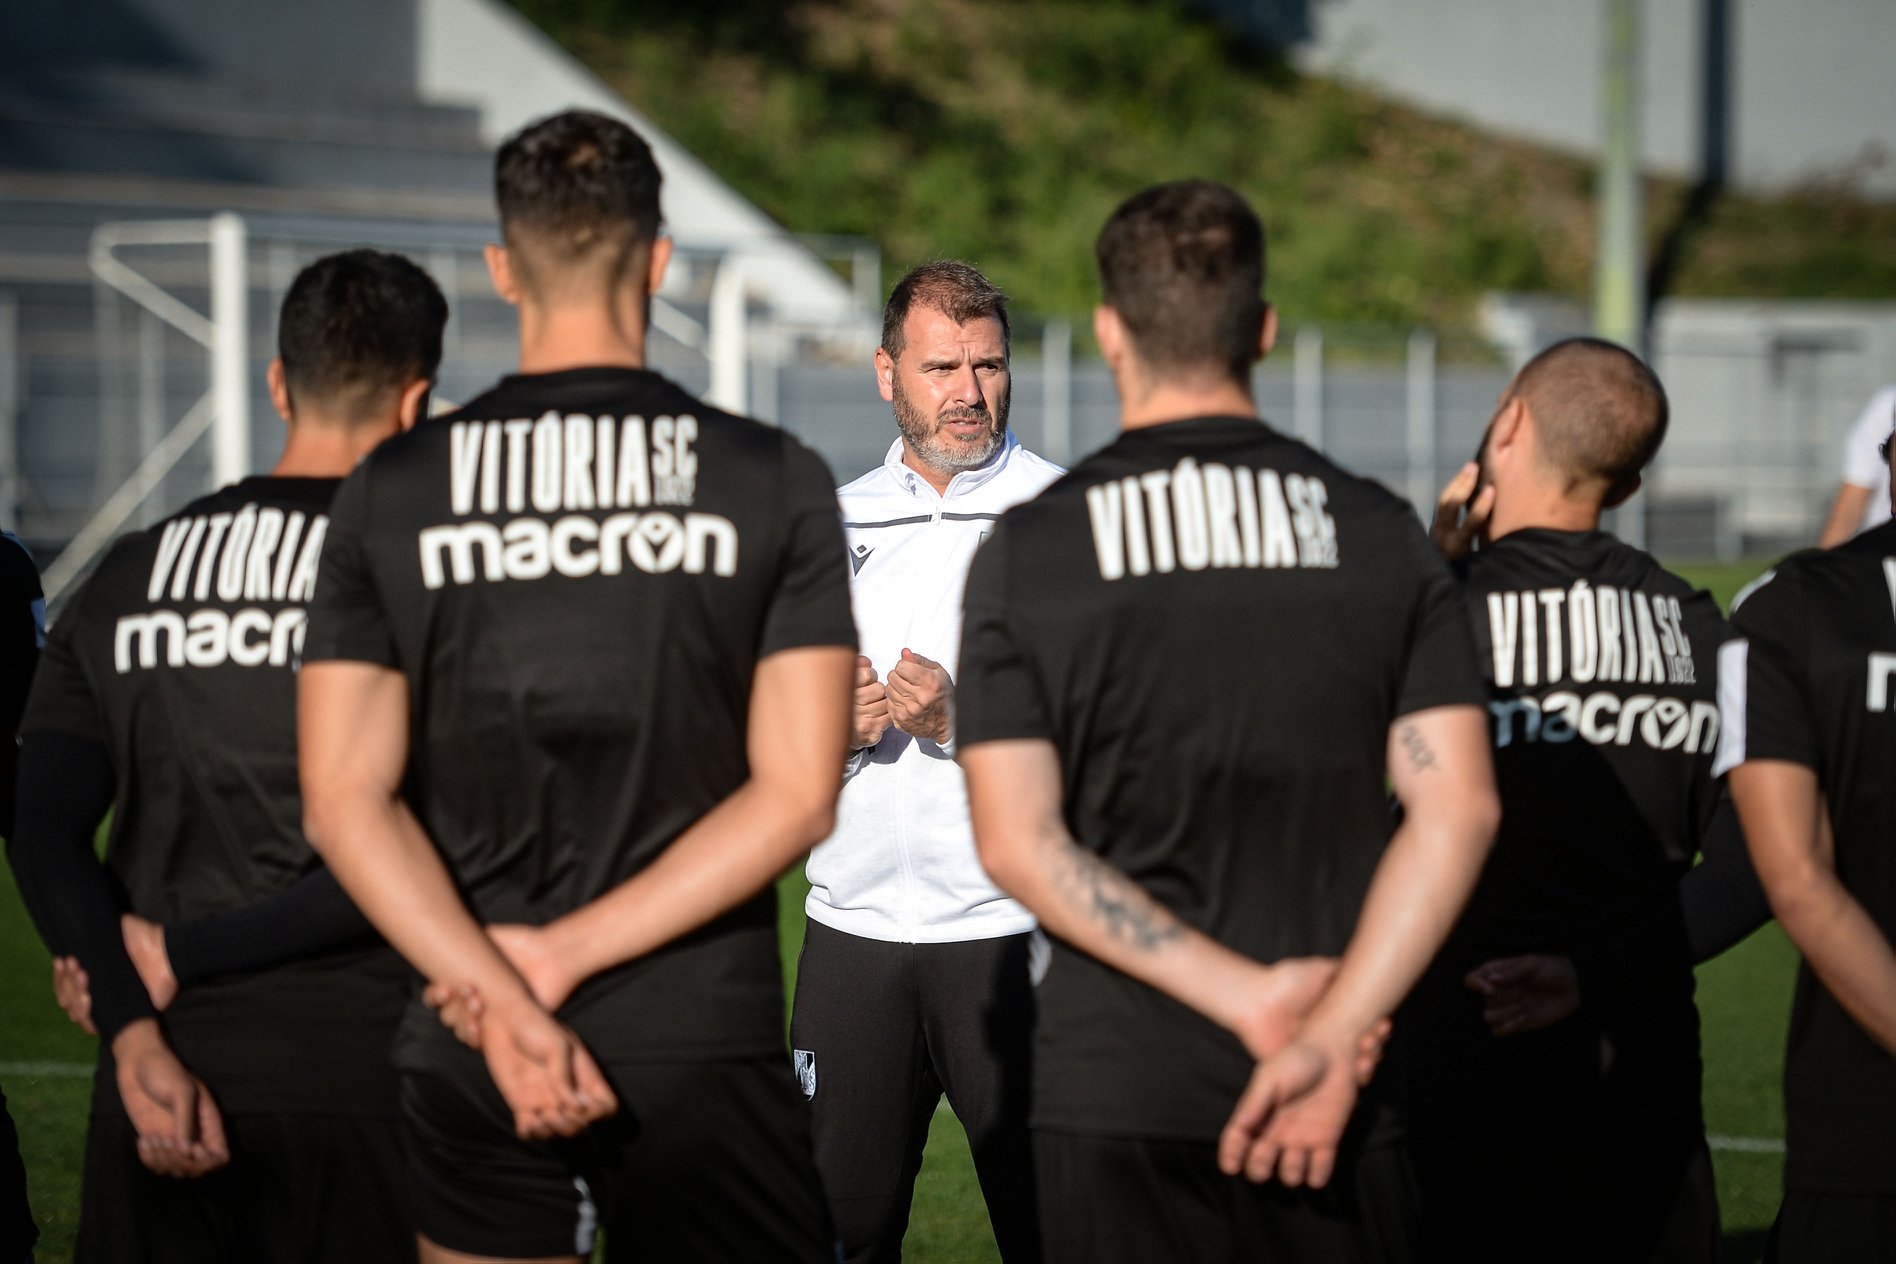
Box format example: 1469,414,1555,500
851,649,955,749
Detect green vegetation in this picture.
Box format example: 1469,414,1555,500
511,0,1896,333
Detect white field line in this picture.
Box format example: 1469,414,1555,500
0,1060,93,1079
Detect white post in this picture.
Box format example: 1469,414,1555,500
707,257,749,414
209,212,250,487
1406,329,1438,514
1041,318,1072,466
1294,328,1325,450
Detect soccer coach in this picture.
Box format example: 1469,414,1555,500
792,260,1062,1262
956,180,1499,1261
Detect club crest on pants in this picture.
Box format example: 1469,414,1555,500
793,1048,817,1100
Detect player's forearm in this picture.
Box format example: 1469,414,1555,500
981,815,1262,1031
1818,484,1870,548
303,789,528,1006
1772,873,1896,1053
543,774,834,985
165,866,376,986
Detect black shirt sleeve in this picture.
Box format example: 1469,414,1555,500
301,465,398,667
757,439,857,658
1718,567,1817,772
956,523,1054,746
0,533,44,838
165,865,377,986
1395,519,1487,718
7,731,155,1039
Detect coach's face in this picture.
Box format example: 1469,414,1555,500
878,306,1010,478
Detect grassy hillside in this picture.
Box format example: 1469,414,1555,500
512,0,1896,331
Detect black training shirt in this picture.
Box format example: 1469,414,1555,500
957,416,1485,1142
1716,520,1896,1195
21,476,409,1116
301,367,856,1066
1452,530,1729,963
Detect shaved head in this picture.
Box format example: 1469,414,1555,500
1510,337,1668,499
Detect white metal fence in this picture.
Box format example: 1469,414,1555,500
4,212,1891,603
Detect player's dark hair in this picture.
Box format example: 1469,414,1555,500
1511,337,1668,500
1094,180,1267,382
277,249,447,422
880,261,1011,360
1880,431,1892,466
494,110,662,286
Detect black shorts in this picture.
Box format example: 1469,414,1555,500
401,1053,835,1262
1766,1189,1896,1263
1033,1129,1419,1264
74,1107,409,1264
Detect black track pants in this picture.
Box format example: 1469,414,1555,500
790,919,1039,1263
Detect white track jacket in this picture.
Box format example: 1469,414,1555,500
805,433,1065,942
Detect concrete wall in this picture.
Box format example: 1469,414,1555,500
1198,0,1896,198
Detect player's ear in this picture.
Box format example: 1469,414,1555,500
396,378,433,432
645,234,674,296
484,243,521,307
1094,305,1128,371
1256,303,1278,362
874,346,897,404
1491,393,1528,456
267,359,294,425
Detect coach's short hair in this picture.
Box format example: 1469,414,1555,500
1095,180,1266,382
1512,337,1668,498
278,249,447,421
495,110,662,282
880,261,1011,360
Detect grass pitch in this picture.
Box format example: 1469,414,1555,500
2,558,1791,1262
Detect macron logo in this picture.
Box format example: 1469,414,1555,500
850,545,875,576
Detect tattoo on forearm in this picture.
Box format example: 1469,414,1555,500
1399,722,1438,772
1053,845,1183,953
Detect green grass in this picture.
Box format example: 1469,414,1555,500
0,553,1792,1262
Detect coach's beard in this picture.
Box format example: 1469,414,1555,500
894,382,1009,476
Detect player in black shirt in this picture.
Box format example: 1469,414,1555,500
1405,337,1743,1261
296,111,855,1263
0,531,43,1264
956,180,1499,1262
6,248,447,1262
1717,431,1896,1262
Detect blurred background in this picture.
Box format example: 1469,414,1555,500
1,0,1893,603
2,4,1892,1261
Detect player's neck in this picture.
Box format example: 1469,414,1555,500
515,298,649,375
1116,375,1258,431
271,420,396,479
1486,486,1604,543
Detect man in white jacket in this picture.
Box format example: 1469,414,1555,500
792,261,1063,1263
